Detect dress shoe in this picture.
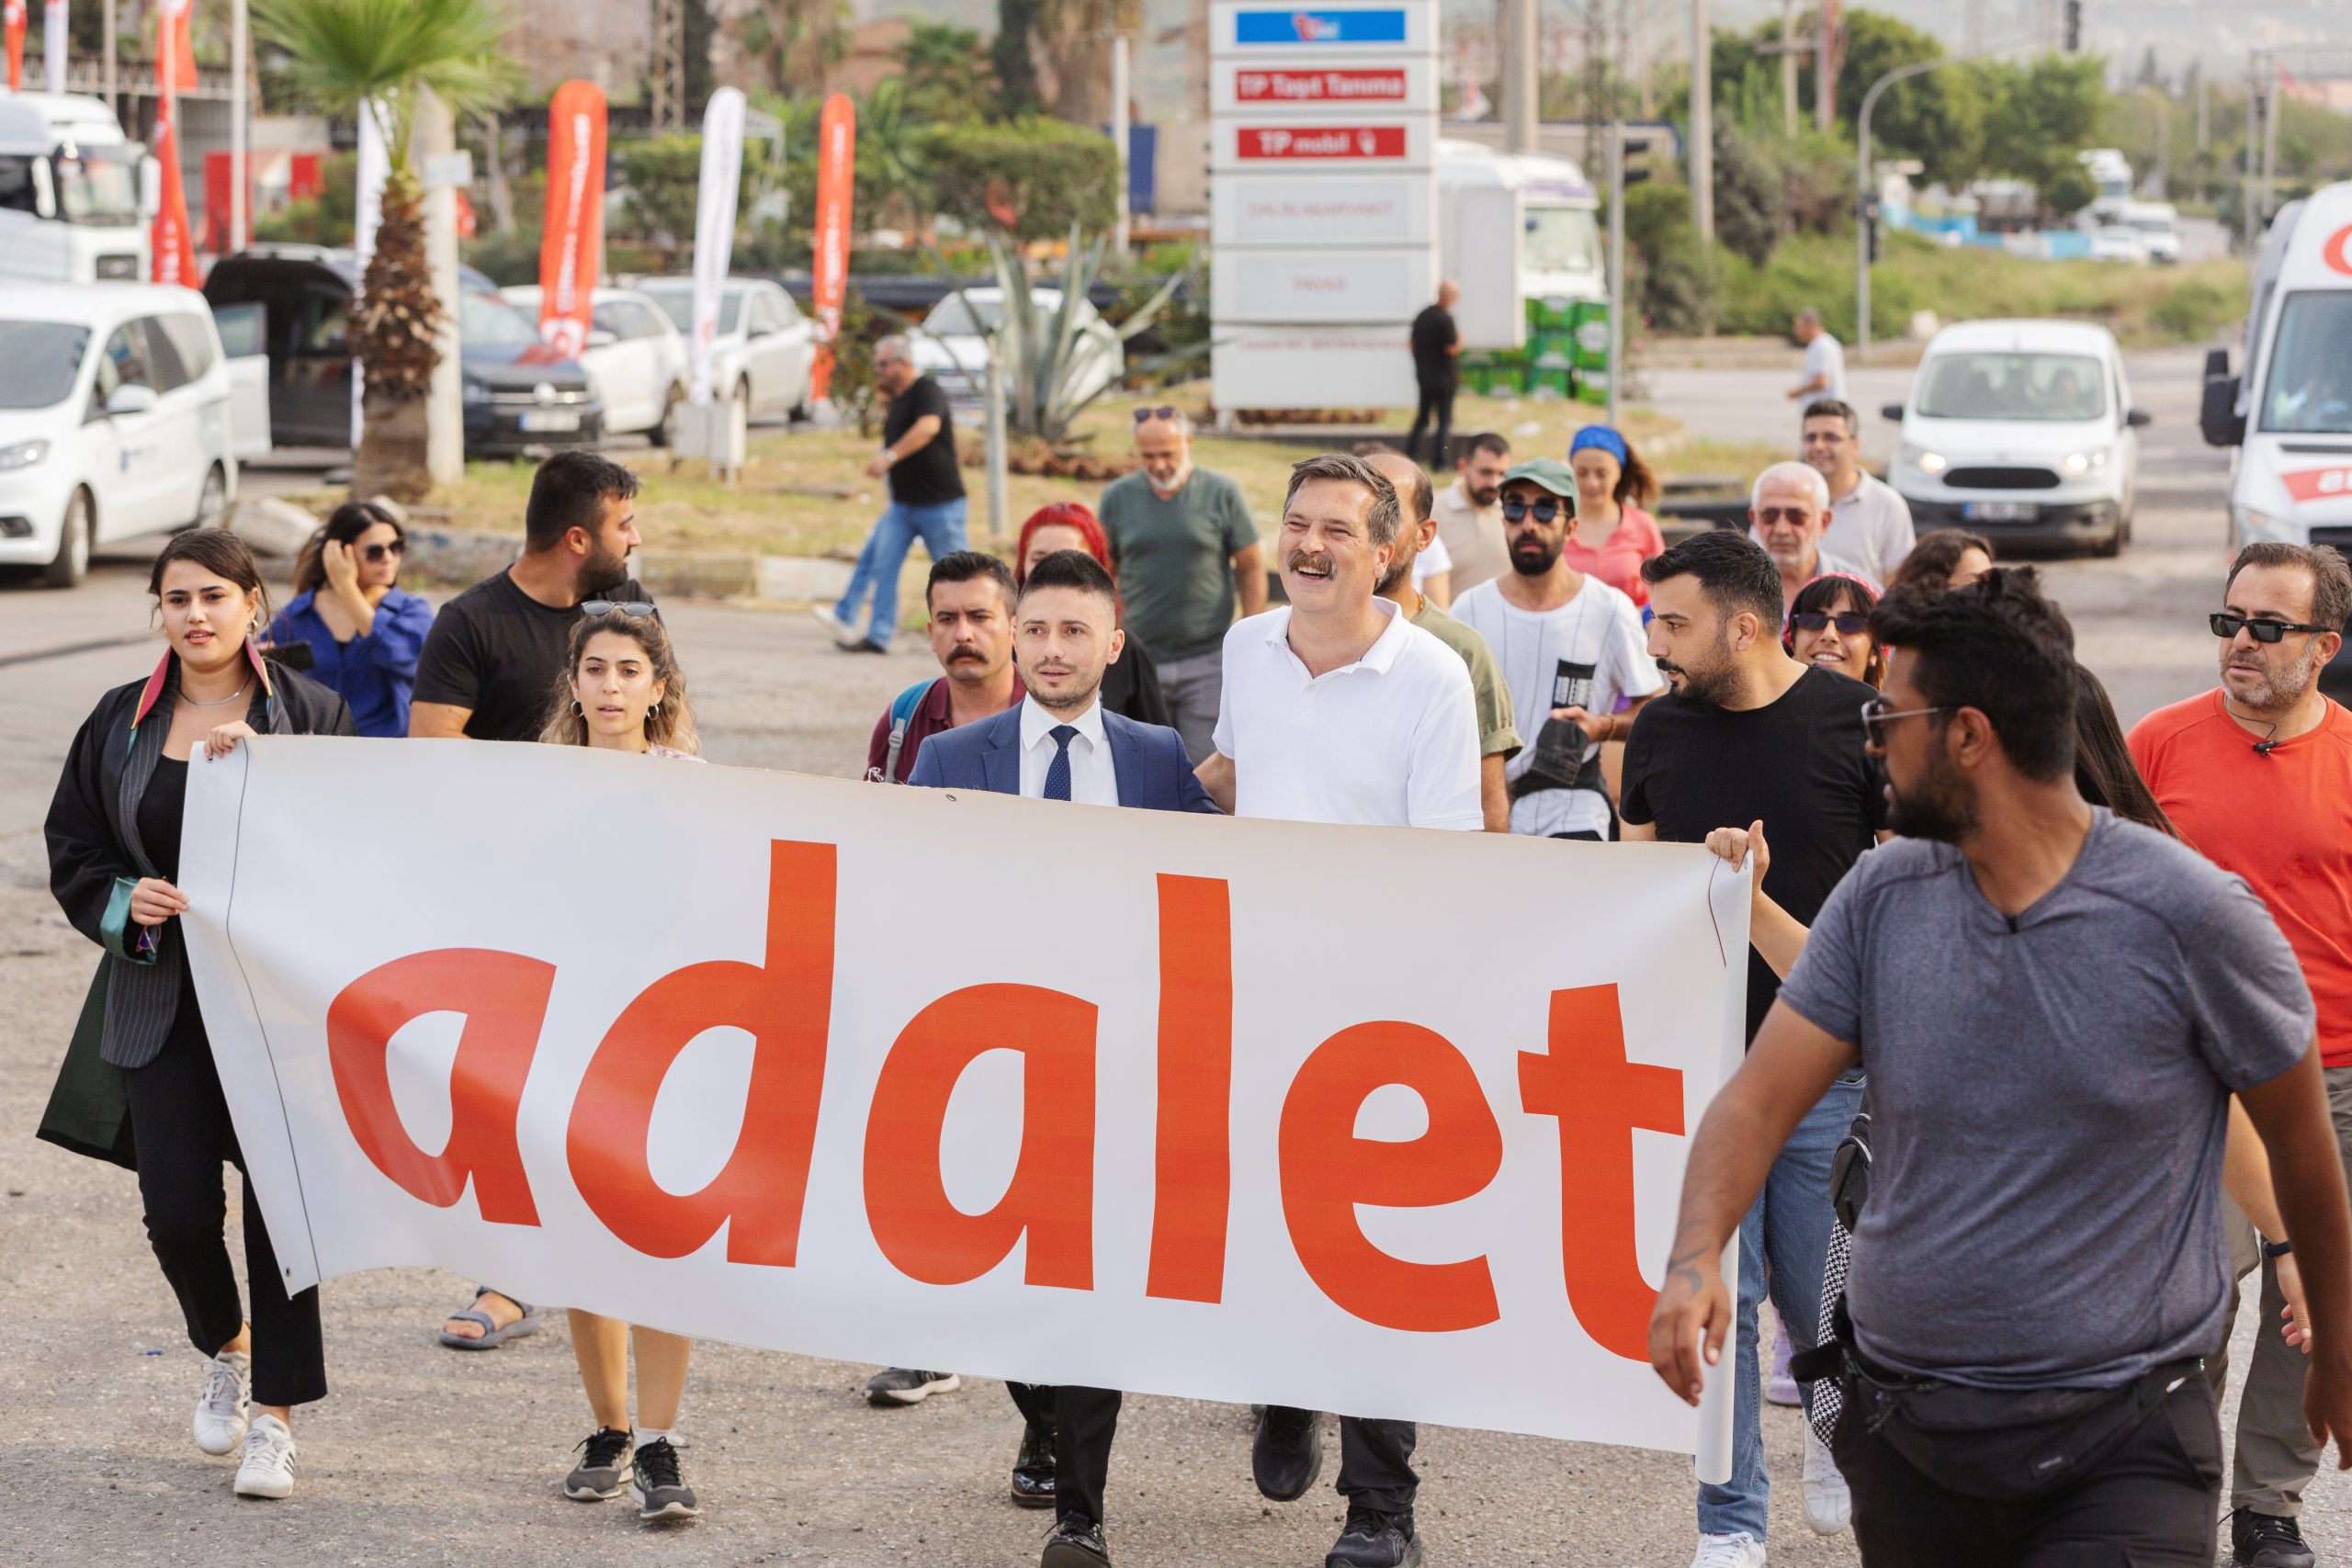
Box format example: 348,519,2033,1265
1010,1421,1057,1509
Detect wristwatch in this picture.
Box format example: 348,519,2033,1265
2264,1237,2294,1260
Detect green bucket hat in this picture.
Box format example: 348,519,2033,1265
1500,457,1577,500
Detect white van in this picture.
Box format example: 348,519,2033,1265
0,93,160,284
2202,180,2352,686
1883,319,2146,557
0,285,240,586
1435,139,1604,348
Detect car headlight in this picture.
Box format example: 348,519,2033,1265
1898,442,1947,475
2060,449,2109,476
462,378,492,405
0,439,51,471
2231,503,2294,546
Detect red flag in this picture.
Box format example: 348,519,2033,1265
151,40,197,284
5,2,26,92
808,93,857,403
537,81,609,359
157,0,197,92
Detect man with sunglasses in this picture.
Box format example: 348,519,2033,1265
1801,399,1914,585
2130,542,2352,1568
1655,568,2352,1567
1747,461,1869,616
1617,529,1884,1567
1096,407,1264,764
818,333,967,654
1450,457,1660,841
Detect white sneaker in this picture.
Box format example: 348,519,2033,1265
233,1414,297,1499
1802,1427,1851,1535
808,604,857,644
1690,1532,1767,1567
193,1350,251,1455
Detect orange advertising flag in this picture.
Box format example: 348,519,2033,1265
151,90,197,283
4,2,25,91
808,93,857,403
537,81,609,360
157,0,197,91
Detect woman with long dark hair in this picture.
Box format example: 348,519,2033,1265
44,529,353,1501
1015,501,1173,728
266,499,435,738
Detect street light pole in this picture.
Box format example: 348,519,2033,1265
1112,33,1130,258
1690,0,1713,242
1606,118,1625,427
231,0,249,254
2129,83,2167,198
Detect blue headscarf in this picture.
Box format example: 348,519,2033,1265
1570,424,1629,465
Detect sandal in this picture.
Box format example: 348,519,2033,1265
436,1285,541,1351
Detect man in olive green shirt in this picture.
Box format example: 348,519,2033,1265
1362,446,1521,831
1098,410,1266,762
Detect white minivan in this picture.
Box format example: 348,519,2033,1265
1883,319,2147,558
0,284,240,587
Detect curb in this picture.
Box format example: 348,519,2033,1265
400,522,854,604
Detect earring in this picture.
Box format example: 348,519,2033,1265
571,700,584,716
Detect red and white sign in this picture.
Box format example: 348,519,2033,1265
1210,323,1422,407
1238,67,1403,101
1238,124,1403,160
178,739,1744,1470
1215,245,1433,321
2281,467,2352,504
1213,174,1430,247
536,81,608,362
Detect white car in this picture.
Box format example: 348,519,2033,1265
911,287,1124,413
2086,226,2149,265
634,277,815,423
0,283,239,587
1883,319,2147,558
501,284,689,445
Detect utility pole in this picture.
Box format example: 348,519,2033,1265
1780,0,1796,137
1858,53,1997,362
1690,0,1713,241
1606,118,1625,426
1503,0,1538,153
2261,59,2279,224
231,0,248,254
2241,70,2259,253
102,0,115,120
1112,33,1130,257
2197,70,2209,155
1815,0,1835,131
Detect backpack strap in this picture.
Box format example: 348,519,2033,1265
882,680,934,784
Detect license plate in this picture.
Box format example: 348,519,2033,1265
1963,501,2039,523
518,410,580,433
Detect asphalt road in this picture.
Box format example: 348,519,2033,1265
1,348,2338,1568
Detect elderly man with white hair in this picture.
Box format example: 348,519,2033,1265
817,333,968,654
1747,460,1872,614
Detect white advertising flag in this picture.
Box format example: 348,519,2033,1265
688,87,746,406
42,0,63,96
350,97,389,450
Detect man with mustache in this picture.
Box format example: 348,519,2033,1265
1655,569,2352,1567
2130,543,2352,1568
1450,457,1661,841
1617,528,1884,1564
1748,460,1869,616
1429,431,1513,598
1195,453,1481,1568
863,551,1025,789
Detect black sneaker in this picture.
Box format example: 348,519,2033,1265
563,1427,632,1501
1041,1517,1113,1568
1326,1507,1421,1568
2233,1508,2315,1568
1252,1405,1324,1502
1011,1421,1057,1508
865,1367,963,1405
628,1438,700,1521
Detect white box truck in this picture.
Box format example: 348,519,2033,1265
0,93,161,284
1435,138,1604,351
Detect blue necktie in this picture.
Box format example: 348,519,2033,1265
1043,724,1077,802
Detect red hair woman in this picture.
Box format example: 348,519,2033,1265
1014,502,1173,728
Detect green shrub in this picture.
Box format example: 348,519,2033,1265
1622,183,1721,335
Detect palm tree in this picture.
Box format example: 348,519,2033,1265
252,0,517,499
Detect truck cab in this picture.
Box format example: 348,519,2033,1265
0,94,160,285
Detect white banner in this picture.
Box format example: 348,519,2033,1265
688,86,746,407
178,740,1744,1472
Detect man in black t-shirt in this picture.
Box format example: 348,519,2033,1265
1618,529,1883,1564
411,449,650,744
1406,283,1461,468
819,333,968,654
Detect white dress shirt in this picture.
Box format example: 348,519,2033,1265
1018,694,1119,805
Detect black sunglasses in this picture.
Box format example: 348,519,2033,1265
1860,696,1951,750
362,539,405,563
1754,506,1816,525
1133,404,1180,423
1499,496,1566,524
2210,612,2335,644
1794,610,1869,636
582,599,658,618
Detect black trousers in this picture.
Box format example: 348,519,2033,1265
1830,1374,2222,1565
1407,380,1455,468
123,1002,327,1408
1009,1382,1124,1528
1267,1406,1419,1514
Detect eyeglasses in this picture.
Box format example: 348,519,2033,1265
1499,496,1566,524
1794,611,1869,636
2210,612,2335,644
1754,507,1816,526
1860,696,1950,750
362,539,405,563
581,599,657,618
1133,404,1180,423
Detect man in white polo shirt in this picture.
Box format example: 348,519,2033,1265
1193,452,1480,1568
1802,398,1914,584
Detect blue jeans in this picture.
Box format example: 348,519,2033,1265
1697,1073,1864,1542
834,497,968,649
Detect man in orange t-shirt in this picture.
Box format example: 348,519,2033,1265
2129,541,2352,1568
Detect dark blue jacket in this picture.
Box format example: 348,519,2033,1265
908,704,1219,813
266,586,435,739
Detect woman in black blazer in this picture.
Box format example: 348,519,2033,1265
45,528,353,1502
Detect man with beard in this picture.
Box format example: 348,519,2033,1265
909,547,1213,1567
1430,432,1512,597
865,551,1025,788
1451,457,1660,841
1655,569,2352,1567
1748,460,1869,616
1617,528,1883,1565
1197,453,1479,1568
1360,444,1520,831
2130,543,2352,1568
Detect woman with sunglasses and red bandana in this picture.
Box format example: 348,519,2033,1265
1783,572,1885,688
266,500,435,738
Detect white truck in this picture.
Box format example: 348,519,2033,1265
0,93,160,285
2201,181,2352,692
1435,138,1604,350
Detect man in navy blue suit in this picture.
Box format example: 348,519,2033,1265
908,547,1215,1568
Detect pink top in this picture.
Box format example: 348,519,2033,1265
1561,502,1667,606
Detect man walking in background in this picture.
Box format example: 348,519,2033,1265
1408,281,1463,468
820,334,967,654
2132,543,2352,1568
1430,432,1513,598
1097,407,1265,763
1803,398,1915,584
1749,461,1869,615
1787,307,1845,405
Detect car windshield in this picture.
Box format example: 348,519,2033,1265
459,290,541,348
54,146,139,225
642,287,741,335
1525,206,1600,275
2129,218,2173,234
925,297,1005,336
2259,293,2352,436
1914,351,2108,421
0,321,90,408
